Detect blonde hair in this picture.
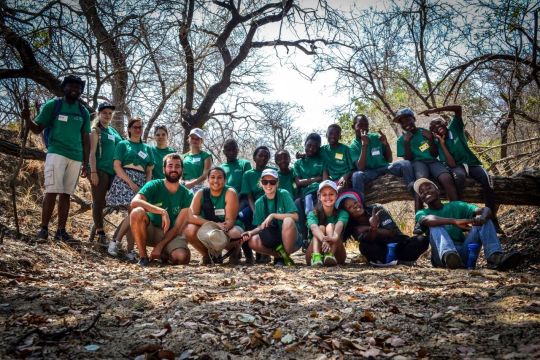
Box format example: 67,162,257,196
91,107,115,130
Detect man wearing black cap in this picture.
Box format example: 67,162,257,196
25,75,91,241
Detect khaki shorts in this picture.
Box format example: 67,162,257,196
44,153,81,194
145,223,188,255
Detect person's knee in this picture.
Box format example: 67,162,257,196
437,173,454,185
183,224,198,240
282,216,295,229
130,207,147,223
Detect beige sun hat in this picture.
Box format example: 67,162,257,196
197,221,229,255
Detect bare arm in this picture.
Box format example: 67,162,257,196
187,190,206,226
420,105,462,118
89,129,99,185
188,156,212,186
223,188,239,230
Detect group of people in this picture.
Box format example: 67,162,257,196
23,75,521,271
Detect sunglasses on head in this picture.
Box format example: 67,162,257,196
261,179,277,186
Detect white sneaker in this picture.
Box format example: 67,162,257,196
126,250,137,263
107,240,118,257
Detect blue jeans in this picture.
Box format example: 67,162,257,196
429,220,502,267
352,160,415,196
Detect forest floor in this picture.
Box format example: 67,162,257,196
0,133,539,359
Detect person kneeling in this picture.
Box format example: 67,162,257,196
130,154,193,267
414,178,521,270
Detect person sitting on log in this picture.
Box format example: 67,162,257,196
337,190,429,265
349,114,415,199
394,108,458,209
420,105,501,232
321,124,354,191
414,178,521,270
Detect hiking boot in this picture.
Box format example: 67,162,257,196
487,251,522,271
97,232,108,248
443,251,463,269
36,227,49,240
108,240,119,257
311,252,323,267
125,250,138,263
54,229,74,242
228,247,241,265
138,257,150,267
256,253,271,264
273,257,285,267
323,253,338,266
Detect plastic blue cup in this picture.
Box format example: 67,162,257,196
467,243,481,269
386,243,398,263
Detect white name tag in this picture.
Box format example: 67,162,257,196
448,131,454,140
192,157,201,163
108,134,115,141
382,219,392,226
58,115,68,122
214,208,225,216
138,151,147,159
371,148,381,156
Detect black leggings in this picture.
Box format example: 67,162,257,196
359,234,429,263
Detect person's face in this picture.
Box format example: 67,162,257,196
305,139,319,157
164,159,182,182
254,149,270,168
418,182,439,204
63,82,82,100
223,143,239,162
326,127,341,146
353,118,369,137
429,120,447,137
400,116,416,132
208,169,225,191
342,198,364,217
260,175,278,196
319,187,337,208
99,108,113,124
129,121,143,138
189,135,202,148
275,153,290,171
155,129,168,146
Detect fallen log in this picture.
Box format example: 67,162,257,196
365,172,540,206
0,138,45,161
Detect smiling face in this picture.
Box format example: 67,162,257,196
275,152,290,172
353,117,369,138
429,119,448,138
418,182,439,205
260,175,278,196
98,108,113,126
399,116,417,133
208,168,225,192
223,142,239,163
326,126,341,146
342,198,365,218
305,139,320,157
319,187,338,209
254,149,270,169
164,158,183,183
128,120,143,140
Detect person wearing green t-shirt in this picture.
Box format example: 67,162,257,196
394,108,458,208
89,102,123,246
130,153,193,267
182,128,212,193
150,125,176,180
420,105,499,231
321,124,353,189
275,150,297,199
184,167,244,265
414,178,521,270
349,114,415,196
25,75,91,242
241,169,301,267
305,180,348,267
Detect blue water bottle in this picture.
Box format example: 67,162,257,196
467,243,481,269
386,243,398,263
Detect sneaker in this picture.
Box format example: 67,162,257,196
54,229,74,242
275,244,295,266
138,257,150,267
443,251,463,269
108,240,119,257
273,257,285,267
311,252,323,267
323,253,338,266
36,227,48,240
97,232,108,247
125,250,137,263
487,251,522,271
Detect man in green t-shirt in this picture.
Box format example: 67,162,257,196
129,153,193,267
414,178,520,270
349,114,415,196
24,75,91,242
321,124,354,189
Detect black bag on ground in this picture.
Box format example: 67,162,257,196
259,193,283,249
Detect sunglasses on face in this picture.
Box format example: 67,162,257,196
261,179,277,186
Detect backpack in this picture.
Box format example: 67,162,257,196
201,188,221,222
42,97,86,148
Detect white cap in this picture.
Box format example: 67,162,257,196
261,168,279,179
189,128,204,139
413,178,438,195
318,180,338,194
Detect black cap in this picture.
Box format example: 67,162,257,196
97,101,116,112
60,75,85,91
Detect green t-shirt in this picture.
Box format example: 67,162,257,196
415,201,478,243
321,143,354,181
151,146,177,179
349,135,389,170
95,126,123,175
182,151,212,181
138,180,193,228
221,159,252,194
278,169,297,199
397,128,436,161
35,98,91,162
306,209,350,238
253,188,298,231
437,116,481,166
198,186,243,228
293,155,324,197
114,140,155,168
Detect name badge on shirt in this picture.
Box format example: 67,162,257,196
419,142,429,152
335,153,343,160
215,208,225,216
192,157,201,163
108,134,115,141
138,151,147,159
448,131,454,140
371,148,381,156
58,115,68,122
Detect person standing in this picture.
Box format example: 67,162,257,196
150,125,176,180
182,128,212,193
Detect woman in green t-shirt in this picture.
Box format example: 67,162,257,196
184,167,243,264
150,125,176,180
182,128,212,193
88,102,123,245
305,180,348,267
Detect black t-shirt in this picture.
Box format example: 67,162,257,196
344,204,402,241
